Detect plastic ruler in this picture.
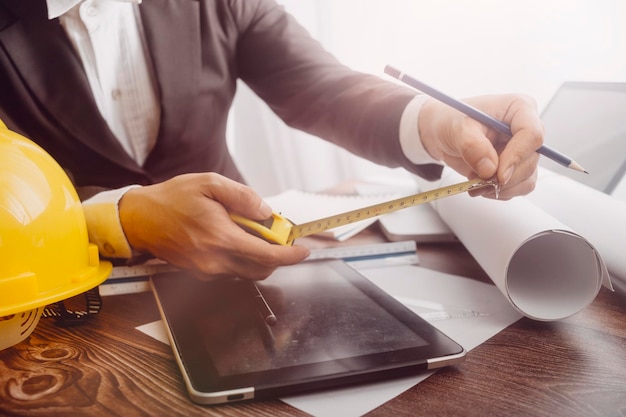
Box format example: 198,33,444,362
99,241,419,296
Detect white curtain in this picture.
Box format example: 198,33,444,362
229,0,626,196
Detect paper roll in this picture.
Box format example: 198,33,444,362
419,168,608,321
528,168,625,283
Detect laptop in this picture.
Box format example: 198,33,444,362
538,81,626,194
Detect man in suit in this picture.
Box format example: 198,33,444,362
0,0,543,280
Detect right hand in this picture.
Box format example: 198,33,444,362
418,94,543,200
118,173,310,280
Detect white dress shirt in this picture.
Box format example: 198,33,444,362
51,0,160,166
47,0,158,258
46,0,439,259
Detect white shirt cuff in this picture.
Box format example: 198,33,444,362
399,95,442,165
82,185,141,258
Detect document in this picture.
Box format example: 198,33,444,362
416,168,610,321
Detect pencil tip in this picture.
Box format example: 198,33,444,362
569,160,588,174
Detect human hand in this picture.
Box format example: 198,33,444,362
418,94,543,200
118,173,310,280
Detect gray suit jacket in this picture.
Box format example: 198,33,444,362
0,0,443,196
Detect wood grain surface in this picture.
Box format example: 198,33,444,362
1,237,625,417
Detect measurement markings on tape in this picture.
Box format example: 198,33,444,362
231,178,496,245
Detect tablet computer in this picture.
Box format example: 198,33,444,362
150,259,465,405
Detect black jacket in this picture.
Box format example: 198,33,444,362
0,0,442,196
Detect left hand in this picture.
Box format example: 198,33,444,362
118,173,310,281
418,93,544,200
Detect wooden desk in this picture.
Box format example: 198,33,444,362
1,230,625,416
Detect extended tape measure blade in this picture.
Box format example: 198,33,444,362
230,178,495,245
290,178,493,241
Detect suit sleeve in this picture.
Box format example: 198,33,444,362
232,0,443,180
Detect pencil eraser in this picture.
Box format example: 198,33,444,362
384,65,402,79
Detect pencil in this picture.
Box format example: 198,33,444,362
251,283,277,326
384,65,588,174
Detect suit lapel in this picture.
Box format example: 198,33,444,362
139,0,200,156
0,0,201,174
0,0,148,174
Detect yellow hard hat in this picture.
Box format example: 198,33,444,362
0,119,112,350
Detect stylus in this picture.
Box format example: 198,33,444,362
252,283,277,326
385,65,588,174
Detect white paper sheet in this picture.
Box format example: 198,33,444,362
417,168,609,321
611,174,626,201
136,266,521,417
281,265,521,416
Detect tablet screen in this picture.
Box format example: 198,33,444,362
206,263,426,376
151,259,464,403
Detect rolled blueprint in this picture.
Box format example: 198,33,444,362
527,168,625,283
418,168,608,321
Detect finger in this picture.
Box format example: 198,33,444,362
497,99,544,186
236,244,311,281
501,150,540,190
200,173,272,220
496,132,542,186
455,119,499,180
197,231,310,280
480,168,538,200
214,216,309,261
228,228,311,269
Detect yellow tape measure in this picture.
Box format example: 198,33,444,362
230,178,496,246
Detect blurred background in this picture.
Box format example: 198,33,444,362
228,0,626,196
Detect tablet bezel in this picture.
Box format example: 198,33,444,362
151,259,465,404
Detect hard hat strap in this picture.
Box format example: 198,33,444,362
42,288,102,327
